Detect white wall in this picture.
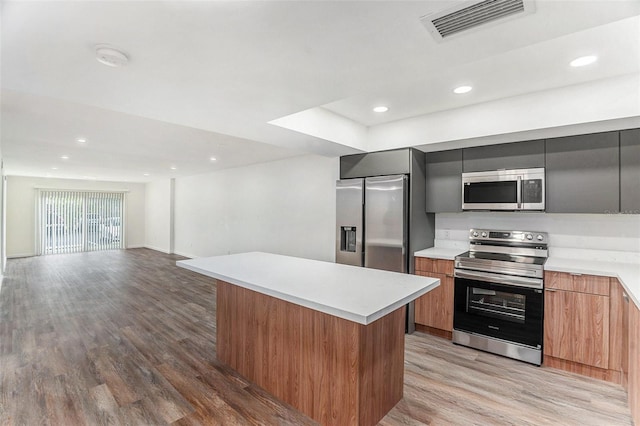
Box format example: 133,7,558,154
1,160,4,276
6,176,146,257
173,154,338,261
144,178,173,253
434,212,640,262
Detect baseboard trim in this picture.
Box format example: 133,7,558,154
543,355,623,385
142,245,171,254
172,250,196,259
415,324,453,340
7,253,36,259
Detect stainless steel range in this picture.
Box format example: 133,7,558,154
453,229,548,365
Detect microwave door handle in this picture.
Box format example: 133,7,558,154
516,176,522,209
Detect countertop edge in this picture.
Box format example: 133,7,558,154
414,248,466,261
364,280,440,324
177,259,440,325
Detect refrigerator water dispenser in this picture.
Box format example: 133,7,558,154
340,226,357,252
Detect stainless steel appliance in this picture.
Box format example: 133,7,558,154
338,148,435,334
336,175,408,273
453,229,548,365
462,168,545,211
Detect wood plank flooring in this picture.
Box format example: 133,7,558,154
0,248,633,425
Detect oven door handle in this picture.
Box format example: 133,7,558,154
517,175,522,209
454,269,543,290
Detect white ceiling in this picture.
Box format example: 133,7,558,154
2,1,639,183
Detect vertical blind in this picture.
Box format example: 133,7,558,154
38,190,125,255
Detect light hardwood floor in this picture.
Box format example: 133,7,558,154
0,249,633,425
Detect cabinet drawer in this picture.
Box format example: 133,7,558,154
545,271,610,296
415,257,453,275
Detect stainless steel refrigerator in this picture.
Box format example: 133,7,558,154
336,175,408,273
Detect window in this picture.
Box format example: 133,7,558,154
38,190,125,255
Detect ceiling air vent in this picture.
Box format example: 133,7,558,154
421,0,535,41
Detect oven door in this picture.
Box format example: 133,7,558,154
453,270,543,349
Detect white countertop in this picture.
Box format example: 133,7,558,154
414,247,466,261
545,257,640,309
177,252,440,325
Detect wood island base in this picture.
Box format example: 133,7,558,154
216,280,406,426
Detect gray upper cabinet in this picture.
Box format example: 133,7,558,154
462,140,545,172
621,129,640,214
340,149,411,179
425,149,462,213
546,131,619,213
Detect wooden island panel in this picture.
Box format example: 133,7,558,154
216,280,405,426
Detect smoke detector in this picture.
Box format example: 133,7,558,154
95,44,129,67
421,0,535,42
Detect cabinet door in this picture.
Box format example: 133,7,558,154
629,301,640,424
425,149,462,213
621,129,640,214
415,272,454,332
462,140,545,172
415,257,436,273
621,284,630,390
546,131,619,213
544,288,610,368
609,281,627,378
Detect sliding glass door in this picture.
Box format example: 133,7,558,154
38,190,125,255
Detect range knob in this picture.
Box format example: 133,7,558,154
481,232,487,238
472,231,479,237
526,234,533,240
537,234,544,242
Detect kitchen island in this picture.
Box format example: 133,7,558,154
177,252,439,426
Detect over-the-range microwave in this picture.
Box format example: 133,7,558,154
462,168,545,211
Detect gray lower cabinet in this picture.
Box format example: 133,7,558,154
621,129,640,214
546,131,619,213
425,149,462,213
462,139,545,172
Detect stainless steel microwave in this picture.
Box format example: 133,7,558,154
462,168,545,211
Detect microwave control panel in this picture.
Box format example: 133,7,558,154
522,179,543,203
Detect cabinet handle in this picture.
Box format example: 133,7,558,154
569,273,583,276
446,274,454,278
623,293,629,303
545,288,557,292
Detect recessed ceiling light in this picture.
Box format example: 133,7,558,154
170,166,177,170
373,106,389,113
453,85,472,94
210,157,217,162
60,155,69,160
143,173,150,177
95,44,129,67
76,138,87,143
570,55,597,67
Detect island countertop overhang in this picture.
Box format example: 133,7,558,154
177,251,440,325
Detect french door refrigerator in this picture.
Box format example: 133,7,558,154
336,174,408,273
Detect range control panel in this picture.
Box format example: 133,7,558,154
469,229,548,245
